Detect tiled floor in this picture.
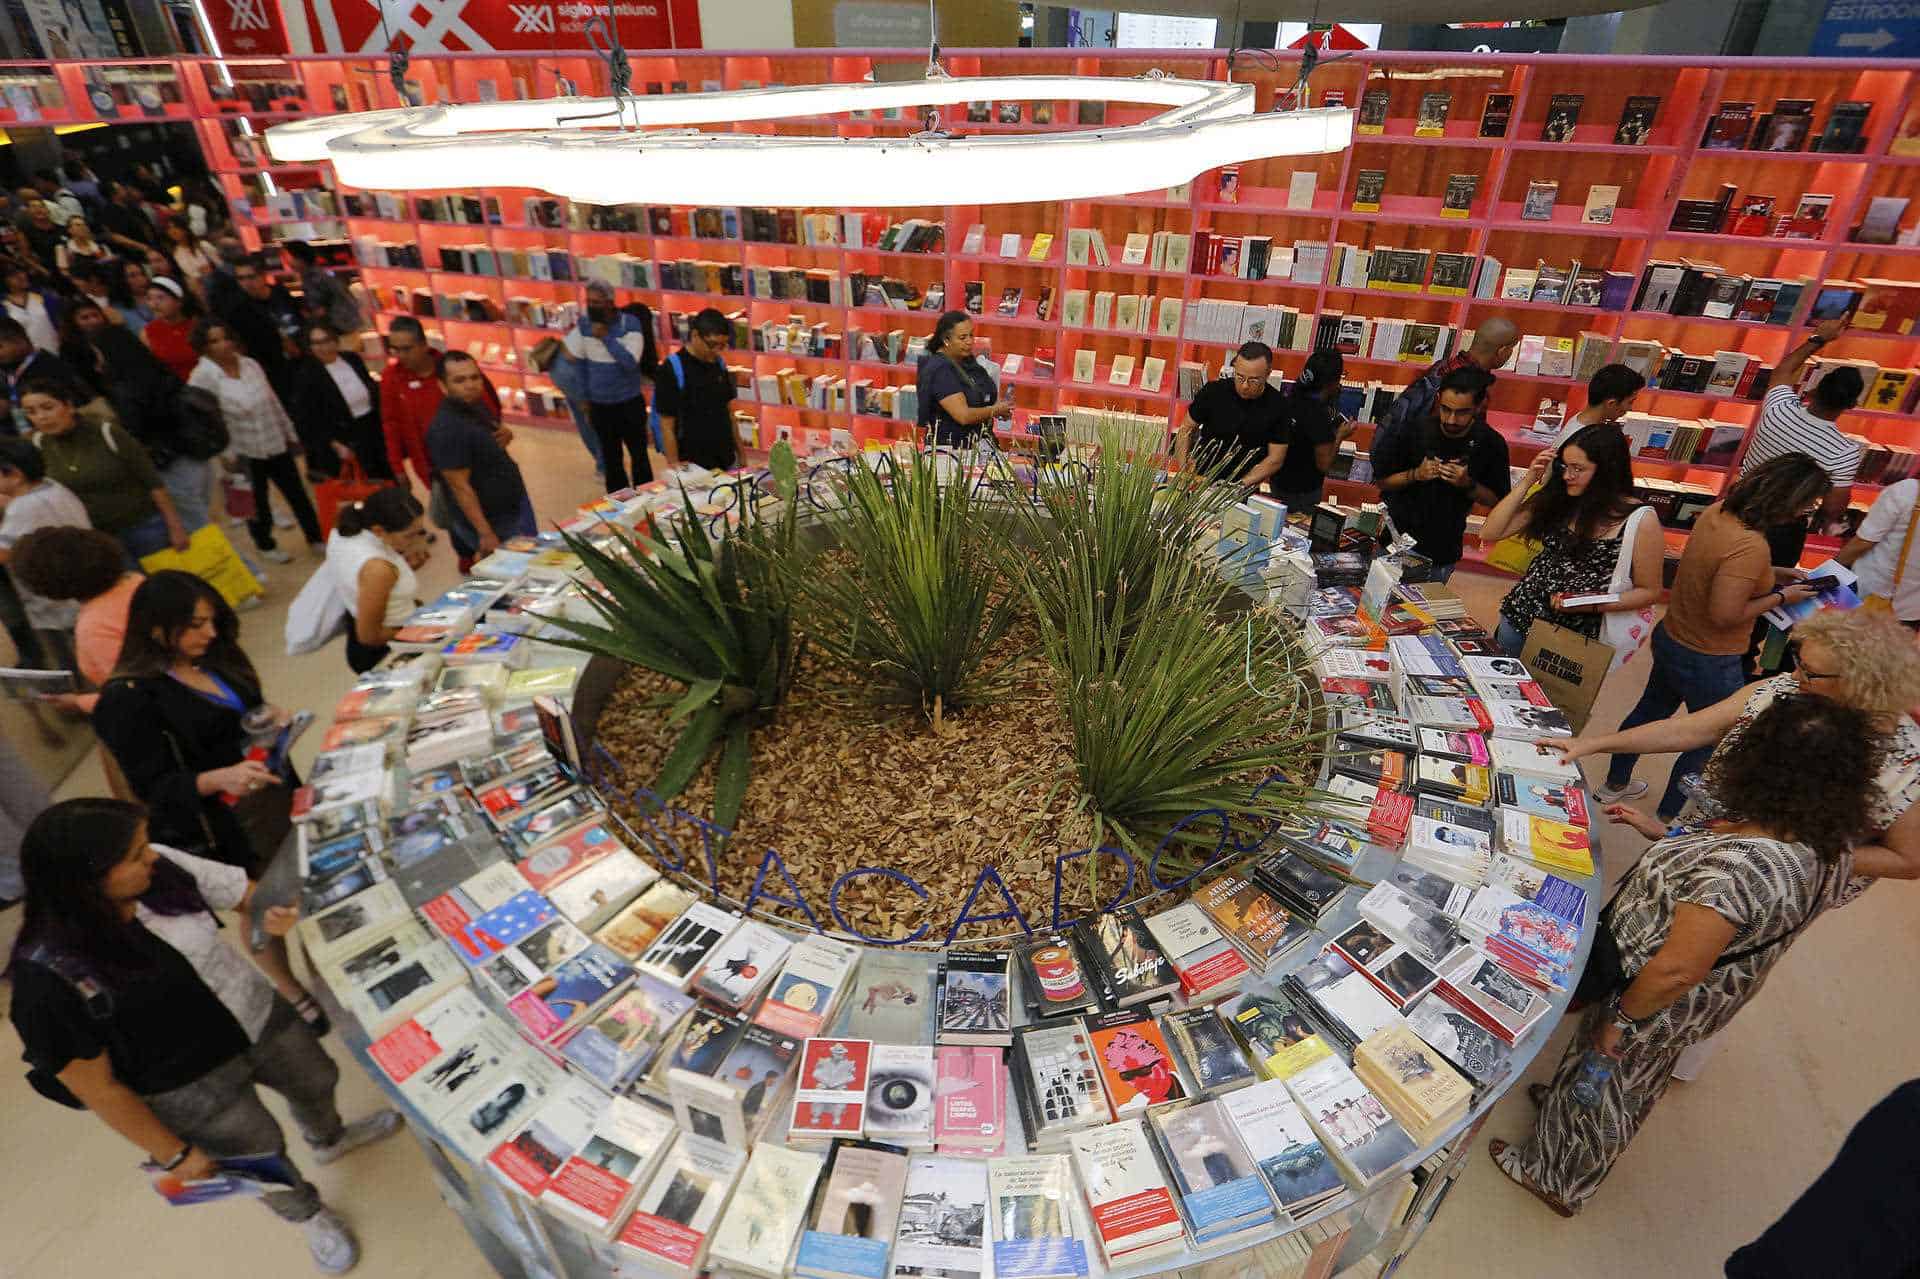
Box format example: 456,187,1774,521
2,438,1912,1278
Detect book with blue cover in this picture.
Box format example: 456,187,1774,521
454,890,556,966
1147,1099,1274,1245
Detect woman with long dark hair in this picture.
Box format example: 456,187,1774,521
916,310,1012,448
1493,696,1913,1217
91,571,325,1023
8,798,393,1272
1272,348,1359,513
1599,453,1831,813
321,485,431,672
1477,422,1663,655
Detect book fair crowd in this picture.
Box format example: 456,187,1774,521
0,166,1915,1279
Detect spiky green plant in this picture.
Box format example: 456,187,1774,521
542,444,802,830
789,447,1028,725
999,428,1241,652
1037,549,1323,874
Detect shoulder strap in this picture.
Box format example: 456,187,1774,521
1714,860,1833,971
100,420,118,455
19,942,115,1020
667,351,683,386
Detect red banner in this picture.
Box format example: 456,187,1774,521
297,0,702,53
199,0,295,55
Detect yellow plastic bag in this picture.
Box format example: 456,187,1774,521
139,523,265,608
1484,534,1543,576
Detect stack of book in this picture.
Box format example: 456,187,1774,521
1250,850,1349,924
1221,1078,1348,1220
793,1141,911,1279
986,1153,1092,1279
1068,1120,1187,1269
705,1143,825,1278
1148,1098,1277,1245
1283,1055,1418,1189
1352,1025,1475,1145
934,1045,1007,1156
1143,901,1250,1002
1459,853,1589,994
1192,872,1315,974
611,1131,748,1278
935,950,1014,1046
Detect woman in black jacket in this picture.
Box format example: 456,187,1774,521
91,570,324,1028
287,322,391,482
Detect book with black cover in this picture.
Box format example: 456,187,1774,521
1357,89,1389,134
1415,92,1450,137
1478,92,1514,138
1613,94,1660,145
1701,101,1755,150
1816,101,1872,154
1439,173,1477,218
1540,94,1583,143
1075,907,1179,1007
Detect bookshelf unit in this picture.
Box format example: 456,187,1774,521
27,48,1920,569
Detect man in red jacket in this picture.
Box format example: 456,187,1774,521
379,316,499,490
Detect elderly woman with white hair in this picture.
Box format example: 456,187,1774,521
560,279,660,493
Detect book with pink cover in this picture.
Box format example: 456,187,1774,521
933,1045,1006,1154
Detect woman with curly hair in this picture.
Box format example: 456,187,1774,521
1493,694,1913,1216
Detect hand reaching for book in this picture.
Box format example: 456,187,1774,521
261,904,300,937
1603,803,1668,840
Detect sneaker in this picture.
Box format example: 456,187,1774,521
302,1207,359,1274
311,1109,402,1165
308,542,326,559
1594,779,1648,804
234,594,265,612
274,509,296,529
260,546,294,564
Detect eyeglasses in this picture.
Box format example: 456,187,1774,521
1788,643,1841,681
1559,460,1593,478
1231,374,1267,385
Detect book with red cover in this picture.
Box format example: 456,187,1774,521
788,1037,872,1142
515,820,623,893
1086,1009,1190,1117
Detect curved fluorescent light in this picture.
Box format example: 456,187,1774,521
266,75,1353,207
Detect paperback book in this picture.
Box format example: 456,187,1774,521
613,1133,746,1278
987,1153,1092,1279
937,950,1013,1045
1148,1098,1274,1244
706,1143,826,1279
891,1157,989,1278
1067,1119,1186,1267
795,1141,911,1279
790,1038,874,1144
1220,1078,1347,1218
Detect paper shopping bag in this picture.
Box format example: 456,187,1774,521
1521,619,1613,733
140,523,265,608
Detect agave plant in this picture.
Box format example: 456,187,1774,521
1000,426,1242,653
1027,477,1323,887
789,447,1028,726
542,444,802,830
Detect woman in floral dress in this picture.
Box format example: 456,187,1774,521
1492,695,1910,1215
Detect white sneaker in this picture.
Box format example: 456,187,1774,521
311,1109,402,1166
234,594,265,612
302,1207,359,1274
261,546,294,564
274,509,296,529
1594,779,1648,804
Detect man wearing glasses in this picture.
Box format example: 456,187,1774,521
653,307,738,474
1371,365,1511,582
1175,340,1289,491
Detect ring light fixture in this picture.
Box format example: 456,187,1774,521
265,73,1353,207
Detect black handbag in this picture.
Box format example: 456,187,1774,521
171,384,230,460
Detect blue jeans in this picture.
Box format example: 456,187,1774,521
118,511,174,563
1606,622,1748,819
1494,617,1528,656
566,397,603,473
1428,561,1457,584
444,492,538,558
160,454,211,532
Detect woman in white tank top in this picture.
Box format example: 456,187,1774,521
323,487,433,672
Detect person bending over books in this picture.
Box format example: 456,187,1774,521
1598,454,1831,816
1492,695,1914,1217
1476,423,1662,657
7,799,398,1274
91,571,328,1033
1544,608,1920,1084
321,486,432,673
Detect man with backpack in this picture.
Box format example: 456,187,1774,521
561,280,658,493
654,307,738,475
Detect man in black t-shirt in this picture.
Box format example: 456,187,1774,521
1177,340,1287,488
656,307,738,473
1370,365,1511,581
428,351,535,558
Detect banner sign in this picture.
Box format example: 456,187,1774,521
296,0,702,54
197,0,295,56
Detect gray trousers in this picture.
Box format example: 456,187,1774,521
0,735,49,900
141,1000,343,1222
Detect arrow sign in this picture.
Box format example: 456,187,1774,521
1811,0,1920,57
1836,27,1897,48
1288,22,1370,50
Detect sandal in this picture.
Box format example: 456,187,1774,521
293,991,332,1037
1528,1083,1551,1109
1488,1139,1577,1219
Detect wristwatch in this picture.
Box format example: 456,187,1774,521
1807,333,1830,347
1606,994,1654,1035
160,1142,194,1172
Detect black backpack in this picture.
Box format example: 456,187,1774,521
17,943,116,1110
171,384,230,460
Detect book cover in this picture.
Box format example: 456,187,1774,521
1191,873,1311,971
864,1043,936,1147
635,901,740,990
614,1132,746,1273
541,1096,678,1237
1015,933,1100,1018
1075,907,1178,1007
937,950,1012,1044
1439,173,1477,219
1160,1006,1256,1095
506,942,635,1042
1521,180,1559,221
933,1045,1006,1152
690,920,793,1010
594,880,696,962
756,935,861,1039
1583,184,1620,226
1219,1078,1346,1217
1088,1011,1189,1116
1352,168,1386,212
1282,1055,1416,1186
1148,1099,1273,1242
560,973,696,1090
1356,89,1389,134
1067,1119,1185,1266
796,1142,911,1279
1414,92,1451,137
842,950,934,1042
987,1153,1090,1279
791,1038,874,1142
1541,93,1584,143
1614,94,1660,145
487,1077,608,1199
892,1157,989,1275
1013,1021,1110,1146
1478,92,1514,138
707,1144,826,1275
546,849,656,933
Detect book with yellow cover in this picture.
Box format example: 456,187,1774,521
1498,810,1593,877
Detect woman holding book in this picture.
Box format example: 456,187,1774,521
7,798,396,1274
1598,454,1831,816
321,485,432,673
91,571,328,1031
1476,423,1663,657
917,310,1013,449
1492,695,1913,1216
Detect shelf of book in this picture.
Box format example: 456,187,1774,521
83,47,1910,562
